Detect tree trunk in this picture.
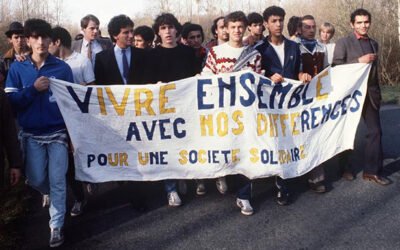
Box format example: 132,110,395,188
398,0,400,45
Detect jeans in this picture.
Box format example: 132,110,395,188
24,136,68,229
164,180,177,193
237,175,252,200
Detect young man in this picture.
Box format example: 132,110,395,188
95,14,148,85
319,22,336,64
0,21,30,87
134,25,155,49
205,16,229,50
332,8,390,185
149,13,197,83
202,11,261,216
255,6,311,206
5,18,74,247
49,26,95,217
147,13,197,207
243,12,265,46
298,15,329,193
71,14,112,67
181,23,207,73
49,26,95,85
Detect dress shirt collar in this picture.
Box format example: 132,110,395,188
354,31,369,40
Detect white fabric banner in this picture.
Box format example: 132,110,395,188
50,63,371,182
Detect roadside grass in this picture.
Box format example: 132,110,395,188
0,174,30,249
381,85,400,105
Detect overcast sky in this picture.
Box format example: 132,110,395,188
61,0,285,29
64,0,147,27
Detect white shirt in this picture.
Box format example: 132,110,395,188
269,41,285,67
325,43,336,65
81,39,103,67
114,45,131,84
64,51,95,84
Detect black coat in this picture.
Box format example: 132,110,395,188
94,46,148,85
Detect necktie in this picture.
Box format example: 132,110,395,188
121,49,129,81
87,41,92,61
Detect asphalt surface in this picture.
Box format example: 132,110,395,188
20,105,400,250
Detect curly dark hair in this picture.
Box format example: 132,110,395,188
262,6,286,22
24,18,52,38
152,13,182,39
108,15,134,43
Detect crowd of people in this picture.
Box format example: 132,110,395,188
0,5,389,248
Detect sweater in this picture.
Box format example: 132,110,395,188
202,43,262,75
146,44,197,83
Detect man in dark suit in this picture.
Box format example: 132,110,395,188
332,8,390,185
71,14,112,67
94,15,148,211
94,15,147,85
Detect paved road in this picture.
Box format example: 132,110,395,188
21,106,400,250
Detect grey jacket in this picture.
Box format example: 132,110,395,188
332,32,380,109
71,38,113,53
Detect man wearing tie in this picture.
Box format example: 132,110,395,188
93,15,148,211
71,14,112,68
94,15,147,85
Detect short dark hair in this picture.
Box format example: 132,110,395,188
211,16,224,37
181,23,204,42
51,26,72,49
152,13,182,38
108,14,134,43
134,25,155,42
302,15,315,22
262,6,286,22
224,11,248,27
287,16,301,36
350,8,371,24
247,12,263,25
24,18,52,38
81,14,100,29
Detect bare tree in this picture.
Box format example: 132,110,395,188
53,0,64,25
159,0,172,12
196,0,201,23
